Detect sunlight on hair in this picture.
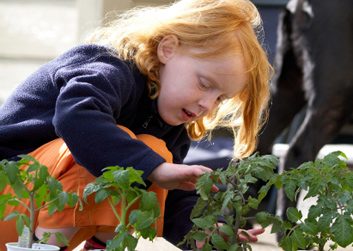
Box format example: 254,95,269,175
86,0,272,159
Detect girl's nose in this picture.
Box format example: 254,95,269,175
198,93,219,113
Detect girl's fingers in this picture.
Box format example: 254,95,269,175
211,184,219,192
248,228,265,235
179,181,196,191
238,228,265,242
195,228,265,249
195,240,204,249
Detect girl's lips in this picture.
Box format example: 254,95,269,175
182,108,196,121
184,109,196,117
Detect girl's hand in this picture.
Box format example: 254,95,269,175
148,162,219,191
237,228,265,242
196,226,265,249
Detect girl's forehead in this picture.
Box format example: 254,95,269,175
195,53,248,96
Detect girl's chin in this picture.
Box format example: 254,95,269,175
159,109,193,126
159,114,182,126
162,114,190,126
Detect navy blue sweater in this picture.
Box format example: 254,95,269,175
0,45,198,246
0,45,190,180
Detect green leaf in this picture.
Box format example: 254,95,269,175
4,211,19,221
126,167,145,186
33,166,48,191
221,190,234,212
191,231,207,241
256,212,282,229
128,210,139,225
192,216,215,229
16,215,25,235
283,180,298,201
291,228,307,249
191,198,208,218
305,181,321,198
219,224,234,237
247,196,260,209
125,234,138,251
0,193,12,204
47,202,56,216
108,231,127,251
34,184,49,207
47,178,62,196
7,198,20,207
55,232,69,246
95,189,110,203
133,211,155,230
257,182,273,203
11,181,29,199
322,151,347,166
244,174,257,184
56,192,68,211
280,235,297,251
256,212,274,227
113,169,130,190
286,207,302,223
196,173,213,200
308,205,322,219
83,183,103,201
317,213,332,232
41,232,51,244
211,233,229,250
22,214,30,227
67,193,79,207
4,161,20,184
300,219,318,235
201,242,212,251
271,219,287,234
0,172,9,191
228,243,239,251
141,226,157,240
139,190,158,212
331,215,353,247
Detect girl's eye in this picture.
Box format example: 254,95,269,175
198,79,210,90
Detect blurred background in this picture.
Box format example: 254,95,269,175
0,0,286,103
1,1,353,250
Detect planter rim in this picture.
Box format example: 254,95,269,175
6,242,60,251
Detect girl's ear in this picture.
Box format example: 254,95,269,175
157,35,179,64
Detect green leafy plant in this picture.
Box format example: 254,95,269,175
0,155,79,248
83,166,160,251
181,154,278,251
257,151,353,251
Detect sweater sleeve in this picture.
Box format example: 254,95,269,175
52,57,165,179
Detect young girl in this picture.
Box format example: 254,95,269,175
0,0,271,249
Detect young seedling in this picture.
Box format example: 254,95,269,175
83,166,160,251
0,155,79,248
182,154,278,251
257,151,353,251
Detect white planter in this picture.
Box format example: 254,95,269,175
6,243,60,251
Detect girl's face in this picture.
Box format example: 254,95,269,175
157,35,247,126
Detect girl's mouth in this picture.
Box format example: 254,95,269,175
182,108,196,120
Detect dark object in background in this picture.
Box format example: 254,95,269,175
257,0,353,223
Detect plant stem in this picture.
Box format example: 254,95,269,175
37,197,60,211
28,192,35,248
126,195,141,211
108,198,121,222
120,191,126,226
11,198,31,212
